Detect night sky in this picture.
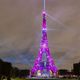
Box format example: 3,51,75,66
0,0,80,70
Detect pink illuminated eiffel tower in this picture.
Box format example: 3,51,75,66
31,0,58,77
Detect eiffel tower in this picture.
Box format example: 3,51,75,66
31,0,58,77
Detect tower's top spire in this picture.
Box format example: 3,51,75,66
42,0,47,31
42,0,46,15
43,0,46,11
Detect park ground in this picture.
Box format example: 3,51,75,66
4,78,78,80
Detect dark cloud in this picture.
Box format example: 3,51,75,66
0,0,80,70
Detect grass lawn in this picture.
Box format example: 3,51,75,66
14,78,78,80
60,79,78,80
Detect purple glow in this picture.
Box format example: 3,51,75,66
31,10,58,77
42,11,46,14
42,28,47,31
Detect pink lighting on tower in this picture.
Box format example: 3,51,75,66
42,43,46,48
42,10,46,14
30,0,58,77
42,28,47,31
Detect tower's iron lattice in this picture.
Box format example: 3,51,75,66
30,10,58,77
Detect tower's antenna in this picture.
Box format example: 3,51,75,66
43,0,46,11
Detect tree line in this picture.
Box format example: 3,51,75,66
0,59,30,80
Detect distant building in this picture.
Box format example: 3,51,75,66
73,62,80,77
58,69,69,78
